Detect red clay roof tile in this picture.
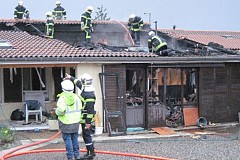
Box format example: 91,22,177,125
159,29,240,50
0,18,121,25
0,30,157,59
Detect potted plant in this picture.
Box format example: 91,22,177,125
47,109,59,131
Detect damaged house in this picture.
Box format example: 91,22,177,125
0,18,240,136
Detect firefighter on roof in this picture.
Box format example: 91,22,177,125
14,1,29,19
65,73,96,160
53,1,67,20
148,31,168,56
128,14,144,46
81,6,94,43
45,12,55,38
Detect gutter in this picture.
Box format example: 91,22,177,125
0,56,239,66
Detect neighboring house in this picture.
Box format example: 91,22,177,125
1,19,240,136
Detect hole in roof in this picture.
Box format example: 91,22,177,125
0,40,13,49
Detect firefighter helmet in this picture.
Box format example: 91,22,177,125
129,14,136,19
148,31,155,36
56,1,61,5
45,11,52,17
61,80,74,91
81,73,93,85
85,6,94,12
18,1,23,6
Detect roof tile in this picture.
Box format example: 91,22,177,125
0,30,157,59
159,29,240,50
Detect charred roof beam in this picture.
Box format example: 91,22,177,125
25,24,45,37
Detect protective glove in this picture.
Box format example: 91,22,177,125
80,22,85,31
90,124,95,134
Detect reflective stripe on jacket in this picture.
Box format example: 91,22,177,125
79,96,95,123
14,6,29,19
45,19,54,38
148,35,167,52
81,11,92,30
53,6,66,19
72,77,96,124
56,91,82,124
128,16,143,31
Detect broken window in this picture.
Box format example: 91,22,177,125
126,69,145,106
3,68,48,103
4,68,22,102
149,68,198,106
148,67,198,127
23,68,46,91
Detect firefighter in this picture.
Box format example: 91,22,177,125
65,73,96,160
148,31,168,56
53,0,67,20
14,1,30,19
55,80,82,160
81,6,94,43
127,14,144,46
45,12,55,38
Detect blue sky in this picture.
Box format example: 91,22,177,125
1,0,239,31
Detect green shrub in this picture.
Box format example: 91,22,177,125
0,125,14,143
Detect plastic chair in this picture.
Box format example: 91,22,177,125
24,100,43,124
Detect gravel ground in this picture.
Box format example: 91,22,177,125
2,126,240,160
4,130,240,160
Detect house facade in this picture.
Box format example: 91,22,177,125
1,19,240,136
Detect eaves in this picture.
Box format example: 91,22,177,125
0,56,240,67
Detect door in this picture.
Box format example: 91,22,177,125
125,66,146,128
100,65,126,136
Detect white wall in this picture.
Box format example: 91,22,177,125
0,64,104,125
75,63,103,126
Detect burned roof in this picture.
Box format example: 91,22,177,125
0,19,240,67
159,29,240,50
0,30,157,59
0,18,129,25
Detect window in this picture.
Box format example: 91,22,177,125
4,68,47,103
148,67,198,106
126,68,145,106
23,68,46,90
4,68,22,102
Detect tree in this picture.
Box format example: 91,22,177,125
94,5,111,21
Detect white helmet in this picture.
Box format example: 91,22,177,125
148,31,155,36
61,80,74,91
86,6,94,12
18,1,23,6
129,14,136,19
81,73,93,85
45,11,52,17
56,1,61,5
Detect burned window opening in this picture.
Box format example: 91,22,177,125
147,67,198,127
126,69,145,107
